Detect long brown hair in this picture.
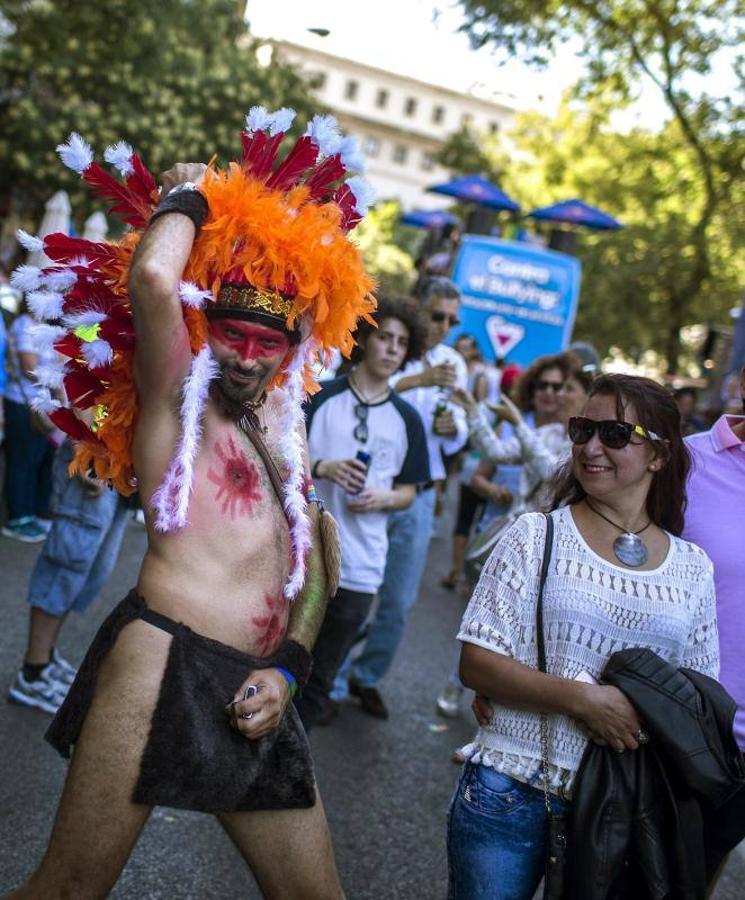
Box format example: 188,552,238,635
513,352,579,413
551,373,690,535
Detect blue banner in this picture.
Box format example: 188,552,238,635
450,236,581,366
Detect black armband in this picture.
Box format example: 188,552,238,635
270,639,313,690
149,184,209,234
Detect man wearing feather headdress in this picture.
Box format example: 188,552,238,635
12,107,374,899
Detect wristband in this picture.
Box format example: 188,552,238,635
270,639,313,691
150,184,209,234
276,667,298,698
311,459,324,480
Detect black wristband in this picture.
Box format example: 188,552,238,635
311,459,324,480
150,187,209,234
269,639,313,690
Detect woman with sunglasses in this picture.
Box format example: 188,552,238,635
447,373,718,900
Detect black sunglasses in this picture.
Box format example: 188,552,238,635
568,416,662,449
535,379,564,393
430,310,461,327
353,404,369,443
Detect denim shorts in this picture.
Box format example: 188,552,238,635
447,762,569,900
27,443,129,616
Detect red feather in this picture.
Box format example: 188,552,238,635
82,163,147,228
333,183,362,231
304,154,346,200
125,154,159,220
43,234,118,267
63,366,105,409
266,136,319,191
49,407,95,442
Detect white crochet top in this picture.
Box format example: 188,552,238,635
458,507,719,796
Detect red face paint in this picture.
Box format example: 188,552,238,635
209,319,291,363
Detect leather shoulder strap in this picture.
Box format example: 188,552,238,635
536,512,554,674
239,423,292,529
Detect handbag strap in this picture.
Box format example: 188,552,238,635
536,512,556,817
536,512,554,674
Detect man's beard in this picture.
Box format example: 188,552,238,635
211,362,269,419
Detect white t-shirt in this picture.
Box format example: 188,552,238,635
390,343,469,481
306,376,430,593
458,507,719,796
4,314,58,406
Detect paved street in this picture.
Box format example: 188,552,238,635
1,512,743,899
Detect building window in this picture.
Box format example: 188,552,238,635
404,96,417,117
392,144,409,165
345,79,359,101
363,136,382,158
489,121,500,135
375,88,389,109
311,71,327,91
420,151,436,172
432,105,445,125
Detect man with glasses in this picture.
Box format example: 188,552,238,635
343,276,469,719
300,297,430,730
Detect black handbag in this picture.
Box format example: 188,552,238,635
536,512,569,900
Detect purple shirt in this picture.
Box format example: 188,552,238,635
683,415,745,750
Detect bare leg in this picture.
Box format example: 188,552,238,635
218,787,345,900
11,619,170,900
25,606,66,666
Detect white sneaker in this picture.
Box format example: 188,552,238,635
49,648,78,686
8,667,68,715
436,682,464,718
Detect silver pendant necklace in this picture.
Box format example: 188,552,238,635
585,500,651,567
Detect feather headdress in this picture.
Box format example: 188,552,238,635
16,107,376,599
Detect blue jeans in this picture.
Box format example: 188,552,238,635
3,398,55,520
27,442,129,616
350,486,436,688
447,763,569,900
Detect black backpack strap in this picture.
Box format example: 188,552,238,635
536,512,555,674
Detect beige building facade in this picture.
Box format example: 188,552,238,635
269,40,517,211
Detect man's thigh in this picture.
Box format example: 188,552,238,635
15,620,170,899
218,787,344,900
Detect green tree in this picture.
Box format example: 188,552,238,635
456,0,744,372
0,0,318,223
353,201,416,295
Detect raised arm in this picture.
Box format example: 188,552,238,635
128,163,207,402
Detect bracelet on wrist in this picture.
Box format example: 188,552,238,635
311,459,324,480
150,183,209,234
269,639,312,692
275,667,298,698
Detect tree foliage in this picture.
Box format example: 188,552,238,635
0,0,318,223
456,0,744,371
353,201,415,296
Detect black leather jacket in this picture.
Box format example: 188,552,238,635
566,648,745,900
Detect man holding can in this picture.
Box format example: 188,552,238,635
298,296,430,731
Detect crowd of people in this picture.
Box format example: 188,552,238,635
1,111,744,899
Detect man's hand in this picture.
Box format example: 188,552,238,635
488,484,513,506
160,162,207,196
347,488,394,513
226,668,291,740
487,394,522,427
576,684,643,752
317,458,367,494
421,360,457,389
433,409,458,438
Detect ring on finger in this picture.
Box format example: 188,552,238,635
241,712,254,720
636,728,649,744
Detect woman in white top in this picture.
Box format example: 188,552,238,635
447,374,719,900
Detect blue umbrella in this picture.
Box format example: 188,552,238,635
427,175,520,212
399,209,460,229
527,199,622,231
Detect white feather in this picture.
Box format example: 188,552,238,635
30,388,61,414
178,281,212,309
305,114,342,157
17,229,44,253
42,268,78,291
338,135,366,173
28,323,66,353
10,265,42,292
246,105,271,133
151,346,219,531
103,141,134,177
27,290,64,321
63,309,107,329
33,361,68,390
267,107,296,136
347,176,377,216
56,132,94,175
81,339,113,369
